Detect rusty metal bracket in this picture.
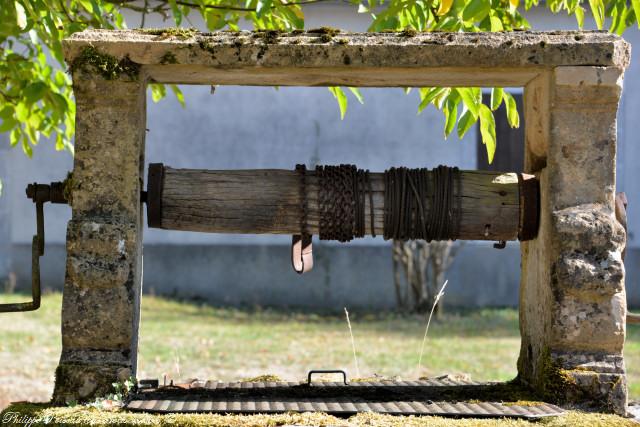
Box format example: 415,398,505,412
0,182,68,313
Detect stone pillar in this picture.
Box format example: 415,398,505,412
52,70,146,403
519,67,627,414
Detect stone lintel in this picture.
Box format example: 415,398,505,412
62,30,629,87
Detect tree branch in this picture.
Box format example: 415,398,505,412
107,0,334,13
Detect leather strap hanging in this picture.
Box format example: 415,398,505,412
291,164,313,274
291,234,313,274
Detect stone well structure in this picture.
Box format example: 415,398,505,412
57,29,630,413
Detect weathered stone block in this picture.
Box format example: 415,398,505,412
551,350,625,373
566,371,627,414
553,254,624,296
550,204,625,297
553,204,625,250
71,78,145,223
65,220,137,289
61,283,135,349
550,292,625,351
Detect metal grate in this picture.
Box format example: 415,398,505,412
124,379,565,418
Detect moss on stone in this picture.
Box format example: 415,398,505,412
537,349,579,403
160,51,178,65
70,46,140,80
138,27,198,39
198,40,216,57
252,29,281,44
307,27,341,36
62,171,73,205
53,362,129,405
400,28,418,37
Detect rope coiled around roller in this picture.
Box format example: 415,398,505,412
312,164,460,242
383,165,460,241
316,164,374,242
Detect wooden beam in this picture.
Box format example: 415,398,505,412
152,167,537,241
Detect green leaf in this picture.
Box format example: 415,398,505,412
15,102,29,122
503,92,520,128
633,0,640,28
329,87,348,120
10,129,20,147
22,135,33,157
418,87,447,114
150,84,166,103
15,1,27,29
55,132,64,151
457,107,478,138
348,87,364,104
490,87,504,111
490,15,504,31
462,0,491,22
443,97,458,138
575,5,585,28
479,104,496,164
256,0,273,18
457,87,481,118
168,0,182,26
170,85,185,108
24,82,48,104
0,117,17,133
588,0,605,29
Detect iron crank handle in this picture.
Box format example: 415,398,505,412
0,182,68,313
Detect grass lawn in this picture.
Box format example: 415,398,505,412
1,292,639,425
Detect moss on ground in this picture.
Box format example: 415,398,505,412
241,374,283,382
70,46,139,80
1,403,636,426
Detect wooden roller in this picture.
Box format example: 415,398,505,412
145,164,538,241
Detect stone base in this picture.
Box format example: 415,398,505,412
53,361,132,404
518,348,627,415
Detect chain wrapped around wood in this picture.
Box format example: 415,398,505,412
146,163,539,242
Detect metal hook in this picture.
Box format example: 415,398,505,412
493,240,506,249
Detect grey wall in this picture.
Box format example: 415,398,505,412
10,242,521,311
0,142,9,287
2,4,639,309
